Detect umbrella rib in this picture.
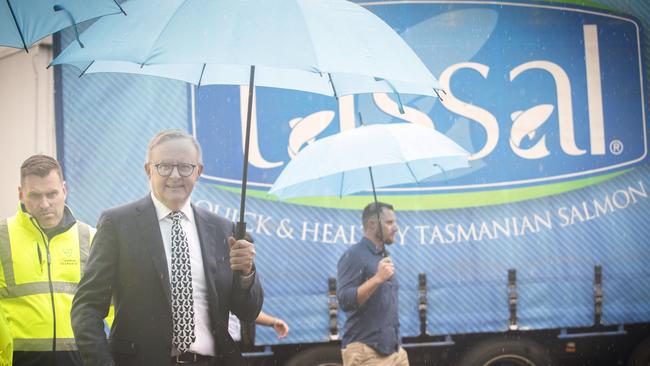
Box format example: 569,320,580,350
434,88,446,101
327,73,339,99
338,171,345,198
140,2,189,65
112,0,127,16
377,78,405,114
6,0,28,52
293,0,324,75
79,61,95,77
405,161,420,185
433,163,448,183
197,63,206,87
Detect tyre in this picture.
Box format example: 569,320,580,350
456,338,555,366
286,345,343,366
627,337,650,366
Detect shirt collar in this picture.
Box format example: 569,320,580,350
19,203,77,239
361,236,385,256
150,192,195,223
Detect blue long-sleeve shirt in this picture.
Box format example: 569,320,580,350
336,237,400,355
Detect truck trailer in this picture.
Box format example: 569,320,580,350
53,0,650,364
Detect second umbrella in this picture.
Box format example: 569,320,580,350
269,123,471,200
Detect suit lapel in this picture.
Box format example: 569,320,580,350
136,196,172,309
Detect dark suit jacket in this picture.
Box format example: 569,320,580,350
71,196,263,366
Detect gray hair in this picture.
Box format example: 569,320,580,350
146,129,203,164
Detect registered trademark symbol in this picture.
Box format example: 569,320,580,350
610,140,624,155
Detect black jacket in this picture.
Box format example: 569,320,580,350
71,196,263,366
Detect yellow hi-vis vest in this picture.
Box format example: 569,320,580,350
0,305,11,366
0,207,92,352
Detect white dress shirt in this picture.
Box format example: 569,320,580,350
228,312,242,342
151,193,216,356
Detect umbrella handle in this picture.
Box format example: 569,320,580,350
232,221,247,277
235,221,247,241
53,4,84,49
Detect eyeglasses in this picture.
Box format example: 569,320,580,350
152,162,197,177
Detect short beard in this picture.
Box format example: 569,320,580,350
375,228,393,245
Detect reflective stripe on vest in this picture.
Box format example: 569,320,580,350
13,337,78,352
78,222,90,276
0,221,13,288
0,282,78,299
0,220,90,296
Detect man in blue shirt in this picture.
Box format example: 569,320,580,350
337,202,409,366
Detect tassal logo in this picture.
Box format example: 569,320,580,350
193,2,646,193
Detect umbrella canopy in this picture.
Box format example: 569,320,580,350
55,61,439,99
269,123,470,199
0,0,124,52
50,0,439,98
51,0,441,238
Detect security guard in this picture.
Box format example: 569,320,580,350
0,155,93,366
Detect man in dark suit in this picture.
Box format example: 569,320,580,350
71,129,263,366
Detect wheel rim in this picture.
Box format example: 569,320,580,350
481,354,537,366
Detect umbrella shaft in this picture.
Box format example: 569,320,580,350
238,65,256,238
368,167,385,245
368,167,378,204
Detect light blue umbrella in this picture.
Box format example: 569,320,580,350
51,0,439,99
0,0,125,52
51,0,441,238
269,123,470,200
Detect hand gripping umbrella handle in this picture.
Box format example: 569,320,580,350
235,221,247,241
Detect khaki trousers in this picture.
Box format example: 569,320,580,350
341,342,409,366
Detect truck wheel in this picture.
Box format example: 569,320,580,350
286,345,343,366
627,337,650,366
456,338,554,366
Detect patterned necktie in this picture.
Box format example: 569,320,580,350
170,211,196,353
